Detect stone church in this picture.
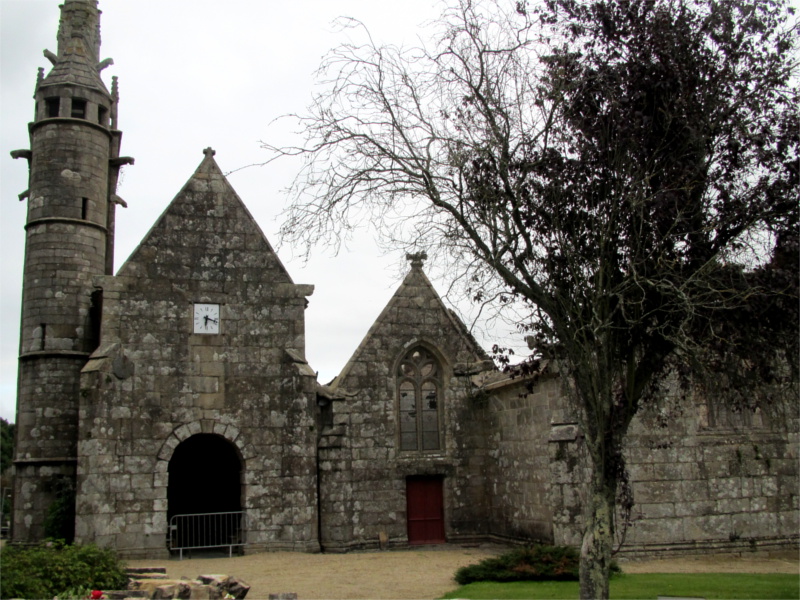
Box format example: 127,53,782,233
10,0,797,559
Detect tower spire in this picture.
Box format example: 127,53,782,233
41,0,112,96
56,0,101,62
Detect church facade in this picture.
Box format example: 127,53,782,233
10,0,798,559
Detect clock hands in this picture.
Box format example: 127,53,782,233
203,315,219,326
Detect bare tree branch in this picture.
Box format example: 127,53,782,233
261,1,798,597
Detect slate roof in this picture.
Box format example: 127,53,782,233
40,54,109,95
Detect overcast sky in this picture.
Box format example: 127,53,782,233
1,0,504,423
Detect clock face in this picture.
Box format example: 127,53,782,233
193,303,220,334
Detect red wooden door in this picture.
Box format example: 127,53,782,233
406,476,445,544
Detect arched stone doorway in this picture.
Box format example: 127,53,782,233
167,434,243,553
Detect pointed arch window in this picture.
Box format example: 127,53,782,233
398,347,441,451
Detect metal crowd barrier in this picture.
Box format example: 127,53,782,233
168,511,246,559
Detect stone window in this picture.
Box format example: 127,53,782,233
71,98,87,119
98,105,109,127
45,97,60,118
398,347,441,451
88,290,103,352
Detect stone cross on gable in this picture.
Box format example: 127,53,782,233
203,147,216,158
406,252,428,269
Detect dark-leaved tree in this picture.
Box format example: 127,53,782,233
0,417,13,475
265,1,798,597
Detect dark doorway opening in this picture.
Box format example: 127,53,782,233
167,434,243,553
406,475,445,545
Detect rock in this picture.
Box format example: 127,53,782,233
225,577,251,600
132,579,192,599
152,583,179,599
130,579,179,595
186,584,221,600
197,575,230,588
198,574,250,599
128,573,244,599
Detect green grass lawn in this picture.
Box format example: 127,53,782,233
440,573,799,600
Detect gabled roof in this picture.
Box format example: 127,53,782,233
330,257,493,391
117,148,293,283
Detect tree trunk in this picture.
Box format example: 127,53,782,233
579,465,616,600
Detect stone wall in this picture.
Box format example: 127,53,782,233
74,152,319,558
485,373,799,555
319,262,494,551
618,396,798,555
482,372,563,544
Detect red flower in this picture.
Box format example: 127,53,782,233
90,591,103,600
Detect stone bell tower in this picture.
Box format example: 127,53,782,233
10,0,132,542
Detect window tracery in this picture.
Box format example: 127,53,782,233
398,347,441,451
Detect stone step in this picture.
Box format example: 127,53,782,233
127,567,168,575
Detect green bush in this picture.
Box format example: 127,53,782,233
455,545,618,585
53,585,95,600
0,541,127,599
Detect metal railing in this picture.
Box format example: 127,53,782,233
168,511,246,559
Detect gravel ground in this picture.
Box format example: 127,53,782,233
126,545,799,600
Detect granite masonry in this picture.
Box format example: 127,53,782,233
9,0,798,559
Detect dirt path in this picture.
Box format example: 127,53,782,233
128,545,494,600
126,545,799,600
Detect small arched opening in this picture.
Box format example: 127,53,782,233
167,434,243,554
